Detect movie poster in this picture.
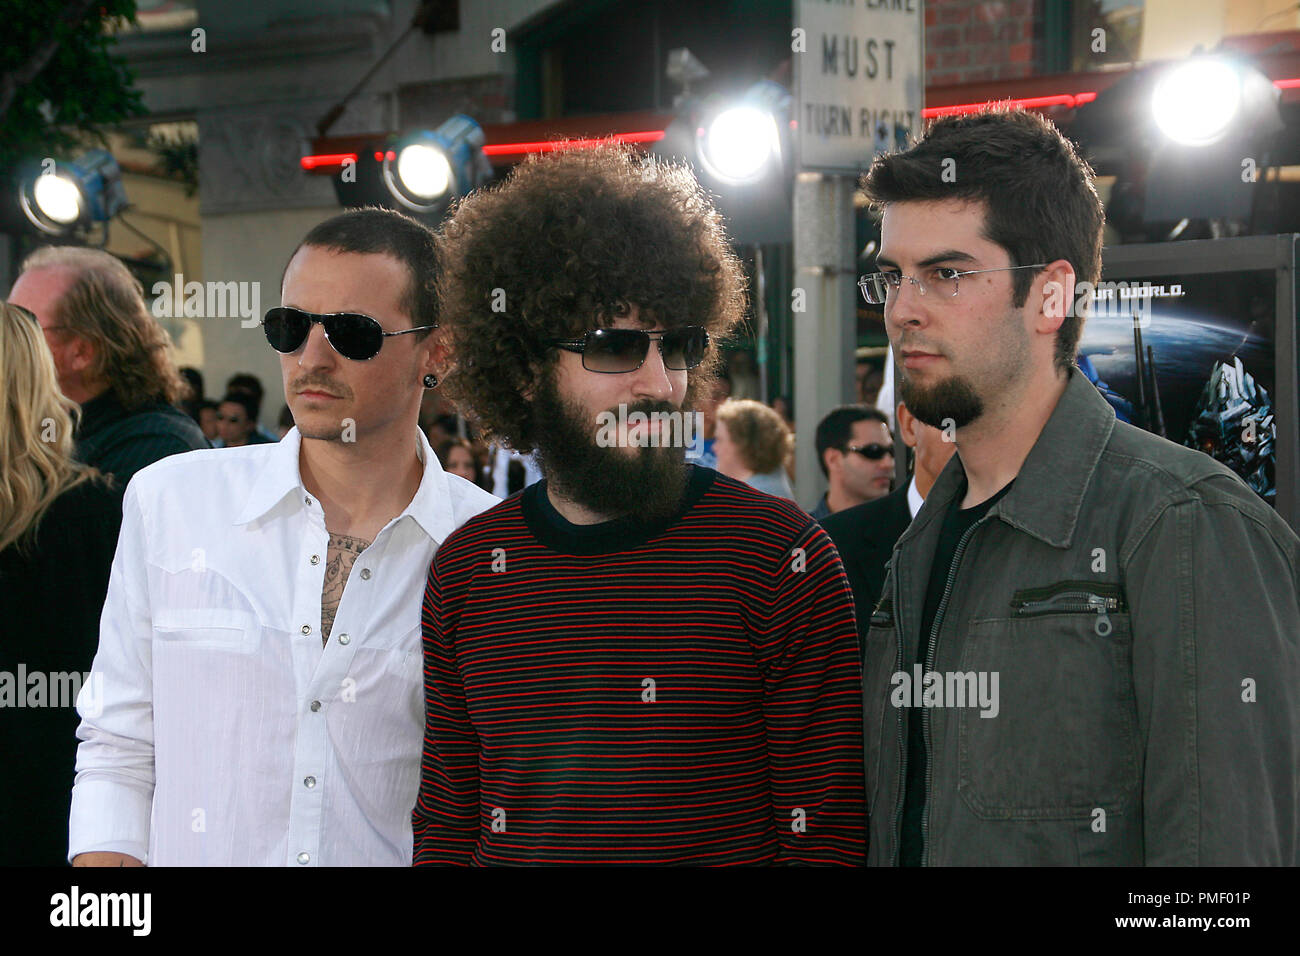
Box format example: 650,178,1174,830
1079,269,1278,505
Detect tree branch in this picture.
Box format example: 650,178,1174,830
0,0,102,124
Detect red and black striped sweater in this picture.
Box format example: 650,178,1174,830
413,466,866,865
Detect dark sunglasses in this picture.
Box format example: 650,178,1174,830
846,442,893,461
262,307,436,361
547,326,709,374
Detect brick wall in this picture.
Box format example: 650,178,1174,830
925,0,1044,86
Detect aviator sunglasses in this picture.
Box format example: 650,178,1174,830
547,326,710,374
262,307,436,361
846,442,893,461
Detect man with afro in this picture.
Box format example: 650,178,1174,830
412,145,866,865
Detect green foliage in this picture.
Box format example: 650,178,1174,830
0,0,145,173
147,130,199,196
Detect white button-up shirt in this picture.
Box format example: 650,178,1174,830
69,427,498,866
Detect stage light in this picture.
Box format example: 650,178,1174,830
17,149,127,236
696,81,790,186
1152,58,1242,147
700,106,779,184
30,173,82,226
382,114,492,212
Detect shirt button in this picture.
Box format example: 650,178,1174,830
360,568,371,580
310,700,321,712
296,852,310,865
304,776,316,789
310,554,320,565
337,633,350,645
304,496,312,507
301,624,312,635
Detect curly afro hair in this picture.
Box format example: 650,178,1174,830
434,144,748,452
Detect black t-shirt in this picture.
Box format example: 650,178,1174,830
899,476,1015,866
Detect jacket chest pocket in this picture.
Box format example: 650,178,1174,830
957,582,1139,820
862,599,900,817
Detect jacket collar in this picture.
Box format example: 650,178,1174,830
899,367,1115,550
234,426,457,543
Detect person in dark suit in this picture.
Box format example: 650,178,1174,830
821,400,955,650
0,302,123,866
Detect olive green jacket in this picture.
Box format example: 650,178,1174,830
864,367,1300,865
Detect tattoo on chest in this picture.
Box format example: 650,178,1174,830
321,532,372,645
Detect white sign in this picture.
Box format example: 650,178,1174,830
795,0,925,173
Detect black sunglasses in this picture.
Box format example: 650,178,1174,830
547,326,709,374
846,442,894,461
262,307,435,361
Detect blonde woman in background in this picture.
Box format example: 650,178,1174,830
0,302,123,866
712,398,796,501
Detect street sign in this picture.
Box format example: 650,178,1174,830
794,0,925,173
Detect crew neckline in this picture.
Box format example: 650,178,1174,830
522,464,716,555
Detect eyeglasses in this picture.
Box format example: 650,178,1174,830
547,326,710,374
262,307,436,361
846,442,893,461
858,264,1048,304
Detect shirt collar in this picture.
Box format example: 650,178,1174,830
234,427,457,543
906,475,923,519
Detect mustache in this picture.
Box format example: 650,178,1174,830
290,374,351,398
897,339,945,356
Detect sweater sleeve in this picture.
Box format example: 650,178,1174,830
752,519,868,865
412,544,480,865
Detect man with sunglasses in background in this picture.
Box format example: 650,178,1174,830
859,108,1300,866
412,147,866,865
809,406,896,520
69,208,498,866
822,400,956,657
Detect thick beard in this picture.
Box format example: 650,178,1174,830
897,371,984,430
529,377,689,524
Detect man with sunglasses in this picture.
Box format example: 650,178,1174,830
412,147,866,865
858,108,1300,866
822,400,956,656
809,406,896,520
69,208,498,866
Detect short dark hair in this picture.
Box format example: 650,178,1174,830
861,108,1104,372
434,145,748,451
286,207,439,337
815,405,889,477
219,391,259,423
179,366,204,398
225,372,263,402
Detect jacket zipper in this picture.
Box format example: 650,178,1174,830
890,516,988,866
1014,591,1121,636
888,558,906,866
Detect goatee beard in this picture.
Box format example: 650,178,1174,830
529,378,689,523
897,369,984,430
